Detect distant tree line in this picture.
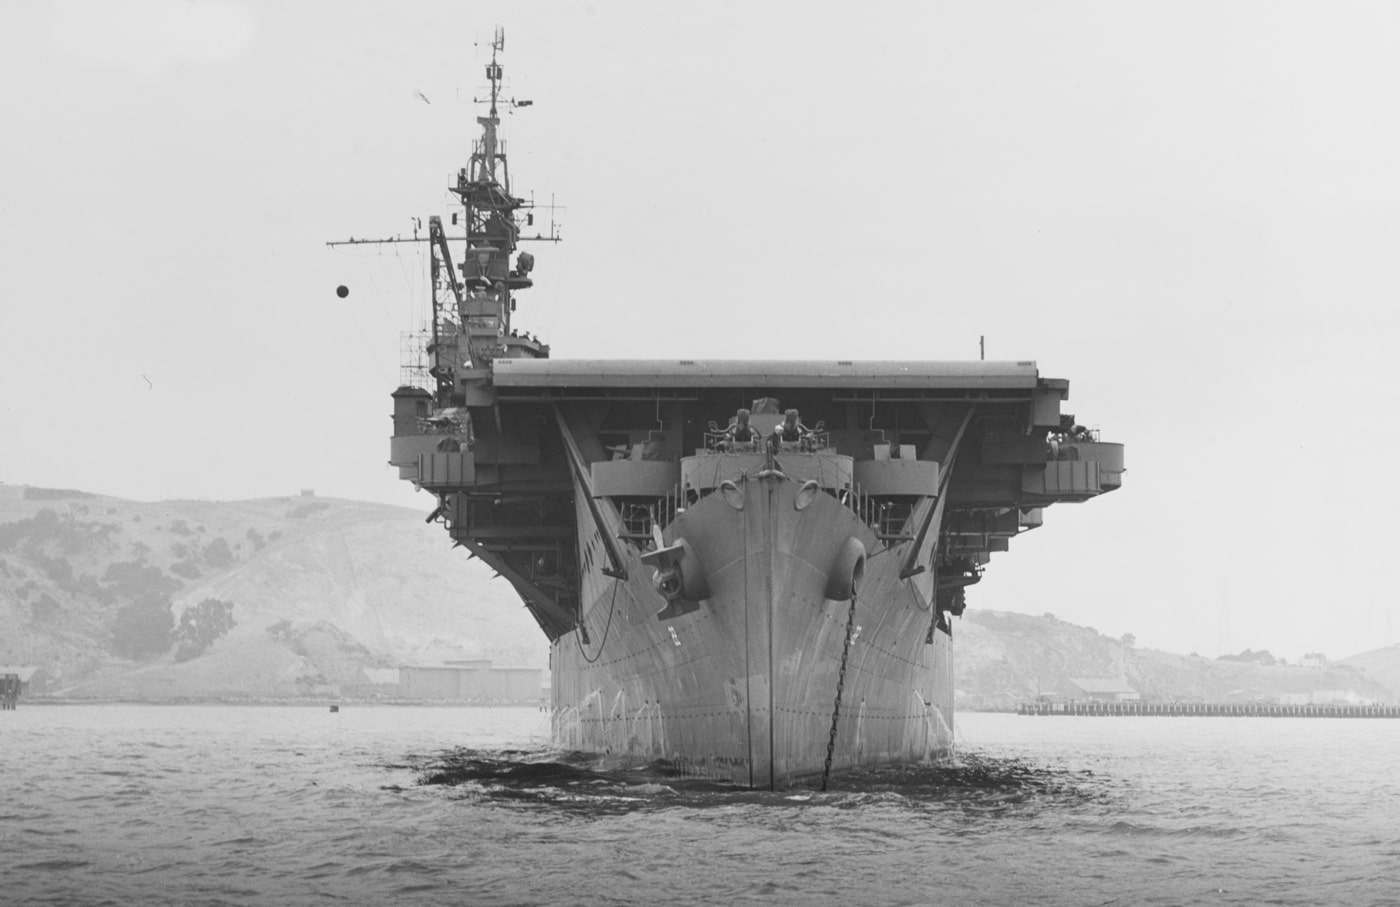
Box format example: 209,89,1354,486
173,598,236,662
1218,648,1280,666
112,595,237,661
4,507,262,662
103,562,237,659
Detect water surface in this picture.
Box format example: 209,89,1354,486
3,705,1397,905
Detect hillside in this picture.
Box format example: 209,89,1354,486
0,485,545,698
5,483,1396,707
1341,645,1400,697
956,610,1395,709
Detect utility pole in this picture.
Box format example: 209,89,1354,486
1217,580,1231,657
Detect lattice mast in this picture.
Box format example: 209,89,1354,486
328,28,555,403
425,27,544,403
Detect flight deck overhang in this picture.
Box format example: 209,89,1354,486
491,359,1041,391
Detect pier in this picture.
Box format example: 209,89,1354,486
1019,701,1400,718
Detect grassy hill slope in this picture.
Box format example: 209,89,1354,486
5,484,1393,706
0,485,545,698
956,610,1394,709
1340,645,1400,698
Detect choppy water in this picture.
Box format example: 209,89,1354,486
3,705,1399,905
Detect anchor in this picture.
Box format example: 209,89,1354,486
640,524,707,620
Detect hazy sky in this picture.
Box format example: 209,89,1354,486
3,1,1399,662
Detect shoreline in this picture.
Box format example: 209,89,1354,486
13,696,547,708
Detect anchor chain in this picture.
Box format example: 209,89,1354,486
821,587,859,791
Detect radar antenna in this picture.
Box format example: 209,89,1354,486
326,27,560,402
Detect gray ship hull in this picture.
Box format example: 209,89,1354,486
552,470,953,788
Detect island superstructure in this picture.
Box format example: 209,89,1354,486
369,33,1124,788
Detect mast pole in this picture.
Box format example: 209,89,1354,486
489,26,502,118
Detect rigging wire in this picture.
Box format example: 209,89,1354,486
536,225,564,348
365,266,403,334
575,577,622,665
907,579,932,612
394,247,420,328
326,248,396,388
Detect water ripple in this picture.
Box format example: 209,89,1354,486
4,706,1399,906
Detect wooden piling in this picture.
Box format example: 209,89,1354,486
1018,701,1400,718
0,673,19,710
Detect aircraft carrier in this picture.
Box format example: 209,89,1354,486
364,33,1123,788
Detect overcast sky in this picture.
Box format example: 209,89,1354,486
3,1,1399,662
